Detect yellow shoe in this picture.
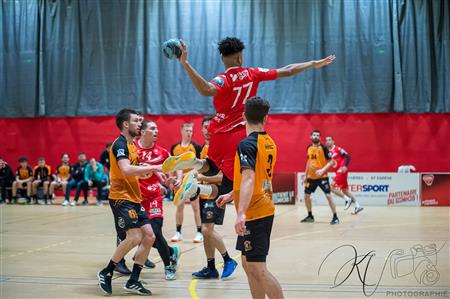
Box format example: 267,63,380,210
173,172,198,206
162,151,196,173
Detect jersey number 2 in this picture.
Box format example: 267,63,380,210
231,82,254,108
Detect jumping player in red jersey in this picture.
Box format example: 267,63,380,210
135,119,182,280
325,136,363,214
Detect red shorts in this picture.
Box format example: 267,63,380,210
208,125,247,180
332,172,349,190
141,195,164,220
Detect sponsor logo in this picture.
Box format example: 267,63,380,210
206,211,214,219
230,70,249,82
240,153,248,162
244,240,252,251
118,217,125,229
349,184,390,192
387,189,417,205
128,209,138,220
150,208,161,215
422,174,434,186
422,199,439,206
116,149,125,157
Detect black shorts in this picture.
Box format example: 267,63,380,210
109,199,151,231
236,215,274,262
149,217,163,235
304,178,331,194
200,198,225,225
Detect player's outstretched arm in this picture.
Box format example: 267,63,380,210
178,40,217,97
118,159,161,177
276,55,336,78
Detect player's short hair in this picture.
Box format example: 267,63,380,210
326,135,334,140
38,157,45,161
61,153,69,158
218,37,245,57
141,119,155,131
311,129,321,136
244,97,270,125
180,123,194,129
202,115,214,125
18,157,28,163
78,152,86,156
116,108,138,130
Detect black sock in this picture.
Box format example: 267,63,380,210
169,247,174,255
176,224,182,233
197,226,202,233
130,263,143,282
221,251,231,262
333,213,338,219
308,211,313,217
207,258,216,270
104,259,117,274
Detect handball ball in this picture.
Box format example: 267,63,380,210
162,38,182,60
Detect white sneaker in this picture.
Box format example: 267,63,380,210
193,232,203,243
171,232,183,242
70,201,76,207
344,199,353,210
62,200,69,206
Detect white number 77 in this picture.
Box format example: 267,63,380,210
231,82,254,108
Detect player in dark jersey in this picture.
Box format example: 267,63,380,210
325,136,363,214
217,97,283,298
12,157,33,203
301,130,339,225
97,109,162,296
163,36,335,216
135,119,181,280
31,157,52,204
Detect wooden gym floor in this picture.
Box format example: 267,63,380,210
1,199,449,299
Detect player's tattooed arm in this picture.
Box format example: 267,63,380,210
178,40,217,97
276,55,336,78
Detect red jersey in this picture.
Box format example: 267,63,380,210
135,140,169,219
208,66,277,134
329,145,350,172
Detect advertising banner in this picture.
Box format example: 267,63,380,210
297,172,420,206
420,173,450,207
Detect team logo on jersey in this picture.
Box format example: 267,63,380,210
212,76,224,87
244,240,252,251
240,153,248,162
258,67,269,72
116,149,126,157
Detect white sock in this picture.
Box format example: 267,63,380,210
354,201,361,209
198,184,213,198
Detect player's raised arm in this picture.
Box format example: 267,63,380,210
178,40,217,97
276,55,336,78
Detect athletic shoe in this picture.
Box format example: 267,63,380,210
173,172,198,206
192,267,219,279
96,201,104,207
82,200,89,206
330,217,340,225
193,232,203,243
144,259,156,269
344,199,353,210
123,280,152,296
352,207,364,215
162,151,196,173
69,201,76,207
115,259,132,275
300,215,315,223
221,259,238,279
97,270,112,295
165,265,177,280
171,232,183,242
170,245,181,269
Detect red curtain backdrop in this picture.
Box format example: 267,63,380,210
1,113,448,173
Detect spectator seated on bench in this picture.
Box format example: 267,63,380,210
85,158,107,206
12,157,33,204
0,157,14,204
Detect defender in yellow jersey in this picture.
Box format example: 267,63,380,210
97,109,161,296
220,97,284,298
301,129,339,225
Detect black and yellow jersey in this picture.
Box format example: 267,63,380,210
233,131,276,221
200,144,208,160
306,143,331,179
33,165,51,180
16,166,33,180
56,164,71,180
109,134,141,203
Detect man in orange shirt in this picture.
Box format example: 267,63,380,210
301,130,339,225
32,157,52,204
